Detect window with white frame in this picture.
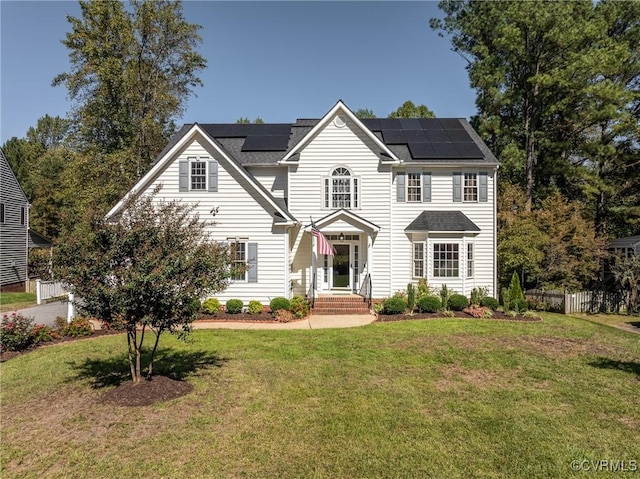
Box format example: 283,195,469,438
413,242,425,278
467,243,474,278
407,173,421,202
324,167,359,209
433,243,459,277
230,240,247,281
464,173,478,202
190,158,206,191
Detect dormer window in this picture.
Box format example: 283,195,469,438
324,167,359,209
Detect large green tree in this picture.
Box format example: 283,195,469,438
53,0,207,177
388,100,435,118
431,0,639,219
54,192,235,383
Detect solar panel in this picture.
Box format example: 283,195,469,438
399,118,422,130
418,118,443,130
241,135,290,151
431,143,460,158
446,129,473,142
404,130,428,142
408,143,435,159
381,129,406,144
455,143,484,158
424,130,450,142
439,118,465,129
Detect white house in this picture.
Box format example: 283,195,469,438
108,101,499,310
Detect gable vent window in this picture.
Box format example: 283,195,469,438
324,167,359,209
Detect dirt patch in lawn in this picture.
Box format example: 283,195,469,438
102,375,194,406
435,363,524,391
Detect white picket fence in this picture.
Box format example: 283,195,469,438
525,289,627,314
35,279,67,304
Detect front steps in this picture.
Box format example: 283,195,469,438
312,295,371,315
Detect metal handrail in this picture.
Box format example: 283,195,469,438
359,273,372,309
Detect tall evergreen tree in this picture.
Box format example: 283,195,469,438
53,0,207,177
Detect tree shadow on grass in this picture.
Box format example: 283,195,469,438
68,348,227,388
588,356,640,379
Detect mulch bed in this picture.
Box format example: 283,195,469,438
376,310,542,322
102,375,194,407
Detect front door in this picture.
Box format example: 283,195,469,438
332,244,350,289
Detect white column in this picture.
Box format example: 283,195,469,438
367,233,373,296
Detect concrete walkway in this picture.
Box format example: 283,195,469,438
193,314,376,330
14,300,69,328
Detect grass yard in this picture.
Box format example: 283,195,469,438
1,314,639,478
0,292,36,312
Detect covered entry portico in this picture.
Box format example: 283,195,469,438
306,209,379,297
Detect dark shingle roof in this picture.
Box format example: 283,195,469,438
609,235,640,249
155,114,498,168
404,211,481,232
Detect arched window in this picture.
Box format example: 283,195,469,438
324,167,359,209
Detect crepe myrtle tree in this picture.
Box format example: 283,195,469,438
54,190,238,383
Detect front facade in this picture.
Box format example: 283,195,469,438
108,101,499,305
0,149,29,292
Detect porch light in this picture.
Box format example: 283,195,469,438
339,232,345,241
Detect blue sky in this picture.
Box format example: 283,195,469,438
1,1,478,144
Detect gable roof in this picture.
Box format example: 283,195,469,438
609,235,640,249
153,101,498,169
281,100,399,163
307,209,380,234
0,148,28,203
106,124,296,224
405,211,481,233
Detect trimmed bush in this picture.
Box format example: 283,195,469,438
417,295,441,313
383,296,406,314
480,296,500,310
226,299,243,314
202,298,222,315
513,298,528,313
63,317,93,337
247,300,263,315
290,296,310,318
269,297,290,314
447,294,469,311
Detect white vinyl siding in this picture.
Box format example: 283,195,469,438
146,138,286,303
288,115,392,298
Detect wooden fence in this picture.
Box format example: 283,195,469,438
525,289,627,314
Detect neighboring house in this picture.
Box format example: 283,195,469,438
108,101,499,306
0,149,29,292
609,235,640,257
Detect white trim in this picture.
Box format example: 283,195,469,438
281,100,399,163
284,228,290,298
106,125,296,224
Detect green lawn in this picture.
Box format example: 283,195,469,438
0,292,36,312
2,314,639,478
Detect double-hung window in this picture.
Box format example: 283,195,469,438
463,173,478,202
467,243,474,278
433,243,459,278
413,242,425,278
190,159,207,191
230,240,247,281
407,173,422,202
324,167,358,209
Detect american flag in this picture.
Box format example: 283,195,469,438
311,225,335,256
